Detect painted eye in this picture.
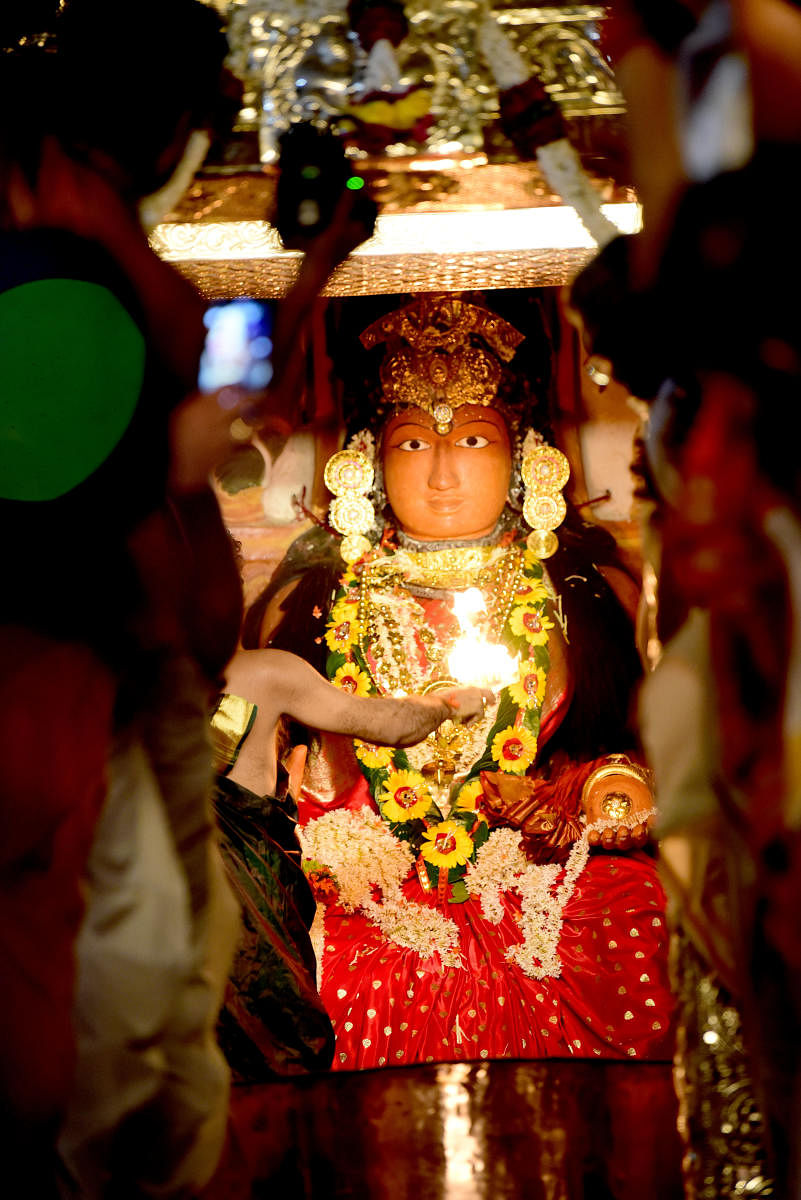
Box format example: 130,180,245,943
396,437,431,451
455,434,490,448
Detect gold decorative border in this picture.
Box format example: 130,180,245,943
165,248,596,298
151,202,640,297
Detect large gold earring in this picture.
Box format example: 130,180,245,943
324,448,376,565
521,442,570,559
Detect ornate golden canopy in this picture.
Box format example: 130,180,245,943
151,2,636,298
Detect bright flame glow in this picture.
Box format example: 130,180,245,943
448,588,517,691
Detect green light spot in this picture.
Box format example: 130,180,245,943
300,165,320,180
0,279,144,500
346,176,365,191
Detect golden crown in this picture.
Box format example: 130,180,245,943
360,296,524,433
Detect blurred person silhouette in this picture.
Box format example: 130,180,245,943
568,2,801,1194
0,3,242,1194
0,1,372,1194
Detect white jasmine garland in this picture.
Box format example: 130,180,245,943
300,808,412,908
476,12,618,250
477,14,529,90
139,129,211,232
300,809,463,966
587,808,658,835
466,813,658,979
466,827,589,979
536,139,619,249
346,428,376,465
521,428,544,458
358,38,402,95
364,899,462,968
463,827,530,924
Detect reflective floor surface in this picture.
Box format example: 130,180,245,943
201,1059,683,1199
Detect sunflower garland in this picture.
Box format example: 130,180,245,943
324,605,360,653
507,663,547,709
317,541,553,903
420,821,475,870
378,769,433,822
490,724,538,774
353,739,394,769
331,662,372,695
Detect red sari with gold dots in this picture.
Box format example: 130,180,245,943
298,568,674,1071
301,768,671,1069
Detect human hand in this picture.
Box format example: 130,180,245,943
587,816,654,852
581,756,656,854
440,687,495,724
295,186,378,281
390,688,493,747
265,187,377,431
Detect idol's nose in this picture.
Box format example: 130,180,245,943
427,441,459,491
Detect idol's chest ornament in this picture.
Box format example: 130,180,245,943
360,544,523,685
357,544,526,794
323,539,557,901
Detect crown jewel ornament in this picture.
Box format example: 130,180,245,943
360,295,524,432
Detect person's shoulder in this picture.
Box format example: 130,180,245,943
224,646,309,705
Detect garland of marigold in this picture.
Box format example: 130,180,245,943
323,542,555,903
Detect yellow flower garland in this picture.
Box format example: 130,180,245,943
332,662,372,696
509,604,554,646
507,663,547,710
354,739,395,769
325,611,360,653
491,725,538,774
455,777,487,813
379,768,432,822
324,538,553,900
420,821,475,870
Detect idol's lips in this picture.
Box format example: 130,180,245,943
426,497,464,512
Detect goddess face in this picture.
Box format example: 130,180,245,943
382,404,512,542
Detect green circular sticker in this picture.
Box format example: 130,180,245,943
0,278,146,501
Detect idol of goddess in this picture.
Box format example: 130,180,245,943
252,295,674,1071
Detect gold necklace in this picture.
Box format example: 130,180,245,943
357,545,524,698
391,544,504,591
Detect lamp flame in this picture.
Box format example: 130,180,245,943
448,588,517,691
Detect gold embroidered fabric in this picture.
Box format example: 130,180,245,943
209,692,257,775
671,929,773,1198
